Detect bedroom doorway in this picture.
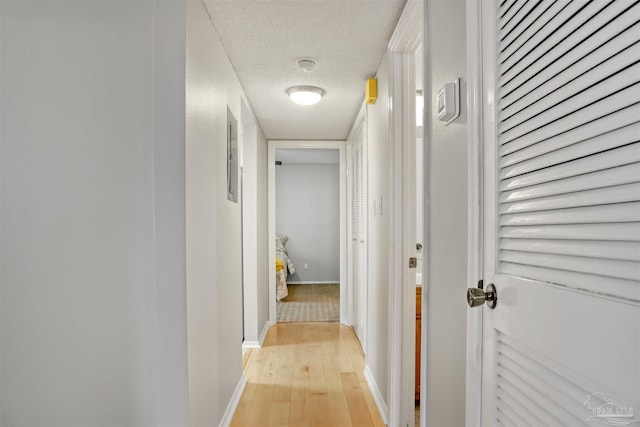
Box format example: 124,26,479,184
268,141,348,325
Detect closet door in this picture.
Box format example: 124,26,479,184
351,121,368,347
476,1,640,425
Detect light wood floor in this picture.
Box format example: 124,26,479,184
231,322,386,427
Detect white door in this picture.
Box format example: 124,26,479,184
351,122,367,346
476,1,640,425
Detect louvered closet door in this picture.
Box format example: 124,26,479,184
479,1,640,425
351,122,367,345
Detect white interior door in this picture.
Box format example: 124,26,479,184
476,1,640,425
351,122,367,346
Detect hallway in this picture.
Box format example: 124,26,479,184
231,323,385,427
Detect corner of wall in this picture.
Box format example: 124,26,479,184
364,365,389,425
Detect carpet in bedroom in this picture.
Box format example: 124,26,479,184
276,283,339,322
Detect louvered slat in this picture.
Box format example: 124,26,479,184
497,360,580,425
500,1,636,94
501,163,640,203
499,0,518,20
499,263,638,301
499,83,640,148
500,250,639,281
499,1,608,88
501,32,640,121
497,382,549,426
500,66,640,138
501,21,640,112
499,0,528,32
500,108,640,169
499,0,541,41
499,0,557,58
501,54,640,132
501,144,640,192
495,0,640,303
500,183,640,215
499,1,571,66
501,125,640,179
497,372,562,425
496,402,532,427
501,239,640,262
500,223,640,241
500,202,640,226
497,335,601,424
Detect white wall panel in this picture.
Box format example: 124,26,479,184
0,1,188,425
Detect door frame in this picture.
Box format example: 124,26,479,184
387,1,424,425
267,140,348,325
465,0,485,425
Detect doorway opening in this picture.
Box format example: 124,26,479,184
268,141,348,326
275,148,340,322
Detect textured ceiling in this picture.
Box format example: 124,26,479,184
203,0,407,140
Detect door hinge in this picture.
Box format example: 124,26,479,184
409,257,417,268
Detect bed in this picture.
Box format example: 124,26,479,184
276,234,296,301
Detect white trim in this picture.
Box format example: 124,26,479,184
401,48,418,426
258,320,272,347
218,375,248,427
241,341,260,349
388,0,423,53
364,365,389,426
420,1,431,422
387,1,424,426
465,1,484,426
388,50,405,427
285,280,340,285
268,140,348,325
241,320,273,349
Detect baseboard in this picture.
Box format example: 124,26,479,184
242,320,273,349
286,281,339,285
218,375,248,427
258,320,272,346
364,364,389,426
242,340,260,349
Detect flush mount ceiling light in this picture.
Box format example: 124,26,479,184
287,86,324,106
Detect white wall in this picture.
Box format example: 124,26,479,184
423,0,469,426
365,54,392,406
0,1,189,425
241,101,270,344
275,163,340,283
256,125,270,339
186,0,267,424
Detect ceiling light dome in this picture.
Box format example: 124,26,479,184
287,86,324,106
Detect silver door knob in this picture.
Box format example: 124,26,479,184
467,282,497,309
